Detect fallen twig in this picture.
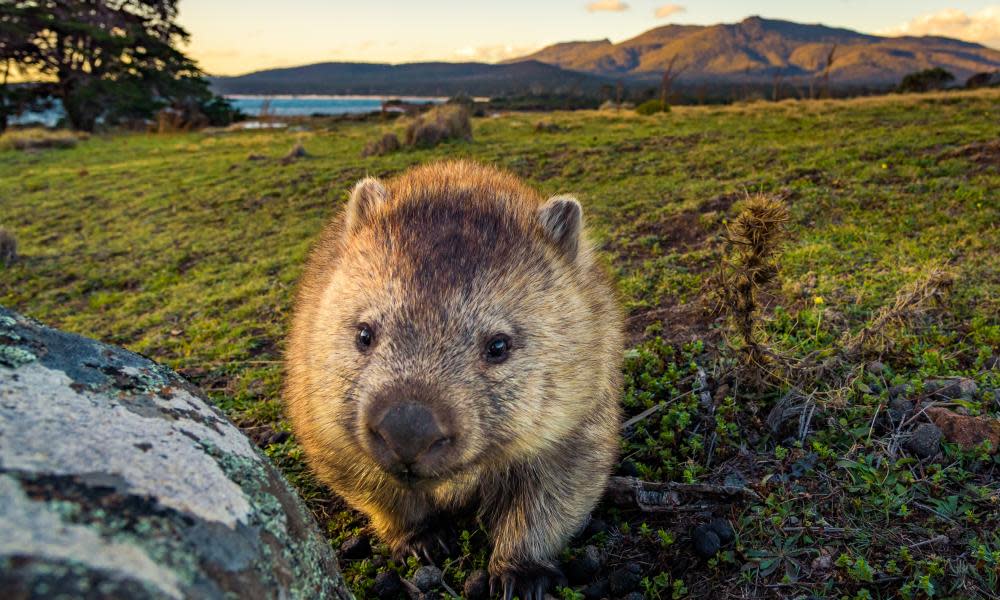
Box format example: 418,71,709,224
605,476,759,512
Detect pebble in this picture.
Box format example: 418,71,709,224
867,361,884,374
889,397,914,419
582,578,609,600
608,563,641,595
905,423,943,458
339,535,371,560
707,518,735,546
564,545,602,584
373,570,404,599
622,593,645,600
924,377,979,401
463,569,490,600
583,517,609,539
618,459,640,477
692,524,721,558
412,565,443,592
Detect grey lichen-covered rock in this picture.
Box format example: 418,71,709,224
0,307,352,600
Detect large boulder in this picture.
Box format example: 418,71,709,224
0,307,352,599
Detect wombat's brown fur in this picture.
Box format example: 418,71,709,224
285,161,622,599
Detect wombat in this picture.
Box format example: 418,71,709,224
285,161,623,599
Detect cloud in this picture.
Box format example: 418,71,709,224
586,0,629,13
655,4,685,19
879,7,1000,49
453,44,539,63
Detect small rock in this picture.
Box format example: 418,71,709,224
723,472,747,488
692,524,721,558
608,563,641,595
905,423,943,458
924,377,978,401
926,407,1000,452
285,142,308,159
463,569,490,600
811,554,833,572
622,593,645,600
373,570,404,599
564,545,602,584
867,361,884,375
618,459,640,477
266,430,291,446
707,518,735,546
339,535,371,559
412,565,442,592
583,517,608,539
582,578,609,600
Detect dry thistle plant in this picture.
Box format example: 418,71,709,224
839,265,954,357
0,228,17,267
709,193,790,384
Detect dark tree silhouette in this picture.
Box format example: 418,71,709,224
899,68,955,93
1,0,234,131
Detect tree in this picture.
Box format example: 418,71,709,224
898,68,955,93
659,54,687,106
1,0,236,131
819,44,837,99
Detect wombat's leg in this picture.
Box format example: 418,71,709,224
362,493,443,562
481,465,602,600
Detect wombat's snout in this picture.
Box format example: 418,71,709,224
363,390,456,480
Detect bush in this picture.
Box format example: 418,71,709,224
404,105,472,149
0,128,81,151
636,99,670,115
0,228,17,267
361,133,401,157
898,68,955,93
965,71,1000,89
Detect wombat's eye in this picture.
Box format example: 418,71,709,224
484,334,511,364
356,323,375,351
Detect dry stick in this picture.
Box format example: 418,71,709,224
605,476,759,513
907,534,949,549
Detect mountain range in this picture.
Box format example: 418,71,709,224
512,16,1000,85
210,17,1000,97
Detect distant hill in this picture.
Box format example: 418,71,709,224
511,16,1000,85
210,61,609,97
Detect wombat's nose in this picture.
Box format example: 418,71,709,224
371,403,448,464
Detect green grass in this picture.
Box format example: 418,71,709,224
2,89,999,598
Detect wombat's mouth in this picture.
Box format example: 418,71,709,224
385,463,468,489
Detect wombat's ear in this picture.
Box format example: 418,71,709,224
345,177,388,233
538,195,583,260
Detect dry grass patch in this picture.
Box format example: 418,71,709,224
0,128,83,151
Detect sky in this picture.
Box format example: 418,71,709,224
176,1,1000,75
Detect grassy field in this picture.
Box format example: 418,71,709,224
2,90,999,599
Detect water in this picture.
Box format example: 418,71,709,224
10,95,446,127
227,95,445,117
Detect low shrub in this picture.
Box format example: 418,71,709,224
404,105,472,148
636,99,670,115
361,133,401,157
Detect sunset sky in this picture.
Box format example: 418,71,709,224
177,1,1000,75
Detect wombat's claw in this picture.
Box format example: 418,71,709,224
490,565,564,600
394,529,452,564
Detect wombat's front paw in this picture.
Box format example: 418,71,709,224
489,563,565,600
390,518,454,563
